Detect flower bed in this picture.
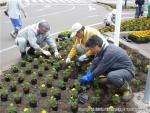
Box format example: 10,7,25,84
99,17,150,33
0,38,147,113
128,30,150,43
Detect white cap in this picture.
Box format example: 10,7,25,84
70,23,83,37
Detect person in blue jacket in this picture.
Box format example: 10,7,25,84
80,35,135,101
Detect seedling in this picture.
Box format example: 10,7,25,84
28,93,37,107
30,72,37,85
87,105,95,113
48,96,58,111
45,75,53,88
25,63,32,74
14,92,22,104
0,80,3,89
7,103,17,113
111,94,120,105
42,62,49,70
70,88,78,99
39,84,47,97
69,96,78,113
20,60,27,67
37,67,44,77
23,107,32,113
10,81,17,92
4,74,11,82
107,106,115,113
1,88,8,101
33,58,39,69
22,82,30,94
18,72,24,83
50,87,61,100
58,80,66,90
11,64,19,73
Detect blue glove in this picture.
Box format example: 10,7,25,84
80,70,94,84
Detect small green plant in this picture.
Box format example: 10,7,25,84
48,96,58,110
1,88,8,101
53,62,61,71
28,93,37,107
42,62,49,70
4,74,11,82
11,65,19,73
26,56,33,62
45,75,53,87
74,80,81,91
18,72,24,83
33,58,39,68
22,82,30,94
39,84,47,97
91,96,101,105
51,68,58,79
50,87,61,100
37,67,44,76
39,55,44,63
0,80,3,89
20,60,27,67
25,63,32,74
23,107,32,113
58,80,66,90
111,94,120,105
107,105,115,113
132,79,141,90
70,88,78,99
7,103,17,113
87,105,95,113
10,81,17,92
14,92,22,104
30,72,37,84
69,96,78,112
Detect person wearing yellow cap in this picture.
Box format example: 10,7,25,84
65,22,109,63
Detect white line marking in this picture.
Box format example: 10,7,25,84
88,15,100,18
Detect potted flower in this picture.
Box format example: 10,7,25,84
37,67,44,77
20,60,27,67
22,82,30,94
111,94,120,105
28,93,37,107
107,105,115,113
70,88,78,99
91,96,100,105
58,80,66,90
50,87,61,100
39,55,44,63
26,56,33,62
51,68,58,79
48,96,58,111
131,79,141,91
10,81,17,92
25,63,32,74
14,92,22,104
7,103,17,113
11,65,19,73
0,88,8,101
23,107,32,113
18,73,24,83
63,69,70,82
42,62,49,70
30,72,37,85
87,105,95,113
33,58,39,69
4,74,11,82
69,96,78,113
53,62,61,71
39,84,47,97
45,75,53,88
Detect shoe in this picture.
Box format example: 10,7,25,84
120,81,133,102
10,31,17,39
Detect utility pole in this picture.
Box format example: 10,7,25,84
143,63,150,104
114,0,122,46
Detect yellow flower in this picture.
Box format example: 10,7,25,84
51,96,54,99
115,94,119,97
10,103,14,106
41,84,45,87
71,88,76,91
41,110,47,113
108,105,115,111
23,108,29,112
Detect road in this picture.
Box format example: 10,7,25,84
0,0,137,72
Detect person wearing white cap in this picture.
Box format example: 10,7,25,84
15,20,61,59
65,22,108,63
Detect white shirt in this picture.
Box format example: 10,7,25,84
6,0,23,19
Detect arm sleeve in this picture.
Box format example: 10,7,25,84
46,34,58,52
27,30,41,51
92,52,118,77
67,39,78,59
18,0,26,15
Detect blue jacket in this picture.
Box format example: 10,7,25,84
90,44,135,77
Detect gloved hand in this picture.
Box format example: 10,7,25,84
65,58,71,63
78,54,87,62
80,70,94,84
54,51,61,58
42,50,51,56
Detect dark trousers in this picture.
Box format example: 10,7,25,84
135,5,144,18
107,69,134,88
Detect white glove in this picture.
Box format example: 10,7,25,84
65,58,71,63
42,50,51,56
78,54,87,62
54,51,61,58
